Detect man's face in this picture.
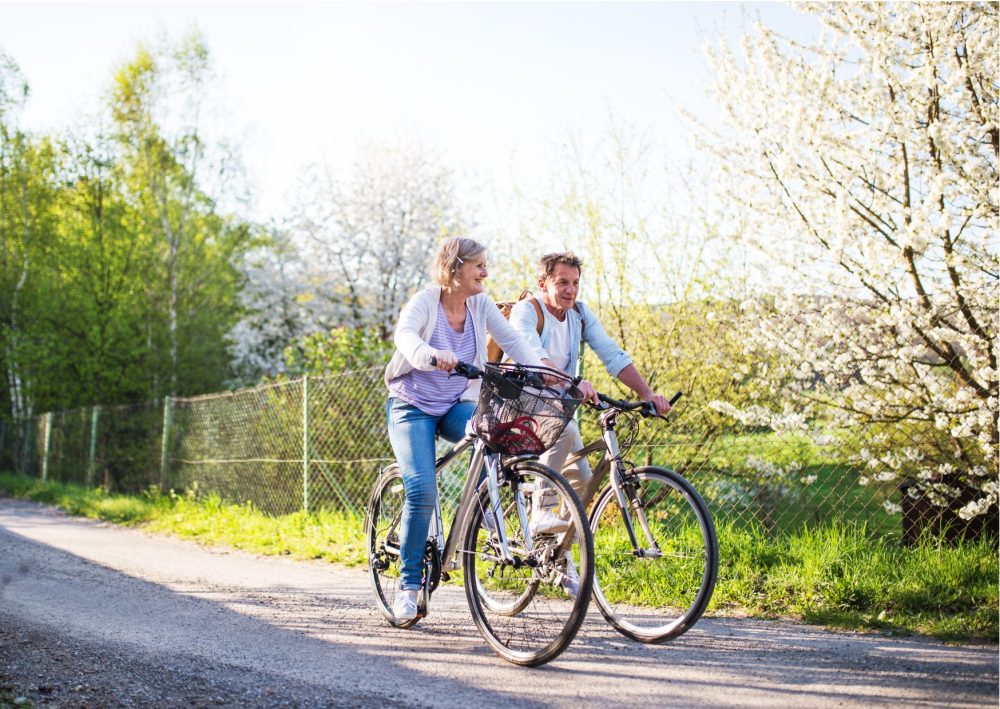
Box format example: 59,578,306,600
540,263,580,313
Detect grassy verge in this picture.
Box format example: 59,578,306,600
0,472,366,567
714,520,998,642
2,471,995,643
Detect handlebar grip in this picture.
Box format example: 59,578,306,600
525,372,546,388
669,391,684,406
430,355,437,367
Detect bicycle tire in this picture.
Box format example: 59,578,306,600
590,466,718,643
364,464,420,629
463,460,594,667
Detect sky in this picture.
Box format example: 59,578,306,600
1,2,821,226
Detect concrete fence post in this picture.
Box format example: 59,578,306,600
159,398,173,491
41,413,52,482
87,405,100,488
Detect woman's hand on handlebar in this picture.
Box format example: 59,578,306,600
431,350,457,371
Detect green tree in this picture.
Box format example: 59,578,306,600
0,52,60,424
109,32,252,398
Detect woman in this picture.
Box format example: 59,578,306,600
384,236,545,622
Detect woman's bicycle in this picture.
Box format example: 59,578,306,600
365,361,595,666
568,390,719,644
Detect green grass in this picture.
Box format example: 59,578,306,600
713,520,998,642
2,471,995,643
0,472,366,567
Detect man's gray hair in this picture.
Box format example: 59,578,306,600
538,252,584,281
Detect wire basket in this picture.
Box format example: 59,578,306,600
472,364,583,456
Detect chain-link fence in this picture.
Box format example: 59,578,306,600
2,296,997,545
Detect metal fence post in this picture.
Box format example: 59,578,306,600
0,418,6,469
159,398,172,491
87,405,100,488
302,375,310,515
41,413,52,482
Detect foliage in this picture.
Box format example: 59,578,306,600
227,225,318,382
285,325,393,376
110,31,253,397
0,33,254,438
0,53,57,437
696,3,999,520
228,139,472,380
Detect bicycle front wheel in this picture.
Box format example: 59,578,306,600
364,464,419,629
463,460,593,667
591,466,718,643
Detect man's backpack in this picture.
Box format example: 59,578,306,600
487,290,543,362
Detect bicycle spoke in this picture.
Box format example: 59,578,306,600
463,462,592,667
365,466,420,629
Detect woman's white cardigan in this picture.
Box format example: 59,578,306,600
384,286,544,401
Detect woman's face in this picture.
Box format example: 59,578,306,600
453,254,488,296
539,263,580,313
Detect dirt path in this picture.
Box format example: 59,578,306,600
1,499,996,708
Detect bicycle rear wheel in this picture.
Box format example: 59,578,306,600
364,464,420,629
463,460,593,667
590,466,718,643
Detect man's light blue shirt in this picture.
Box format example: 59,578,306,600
509,296,632,378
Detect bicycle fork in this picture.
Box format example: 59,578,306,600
484,452,532,564
602,429,664,560
438,442,522,577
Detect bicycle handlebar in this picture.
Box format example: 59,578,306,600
593,390,683,418
429,356,483,379
428,357,575,391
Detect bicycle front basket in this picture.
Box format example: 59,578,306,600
473,364,582,456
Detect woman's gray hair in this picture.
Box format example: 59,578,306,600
433,237,487,288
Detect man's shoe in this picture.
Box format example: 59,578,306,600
393,589,419,621
560,554,580,600
530,509,569,536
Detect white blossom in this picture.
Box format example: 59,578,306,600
698,3,999,518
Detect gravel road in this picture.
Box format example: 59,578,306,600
1,498,996,708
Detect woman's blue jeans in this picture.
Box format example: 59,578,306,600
386,397,476,591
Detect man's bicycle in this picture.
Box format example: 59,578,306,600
364,361,595,667
568,390,719,643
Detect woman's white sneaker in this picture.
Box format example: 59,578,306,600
393,589,419,620
560,554,580,599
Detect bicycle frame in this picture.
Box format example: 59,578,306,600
560,408,664,558
386,432,534,581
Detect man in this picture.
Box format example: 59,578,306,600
509,251,671,596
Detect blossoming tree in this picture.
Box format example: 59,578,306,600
697,3,998,525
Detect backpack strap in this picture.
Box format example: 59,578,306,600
529,296,584,341
528,296,544,336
